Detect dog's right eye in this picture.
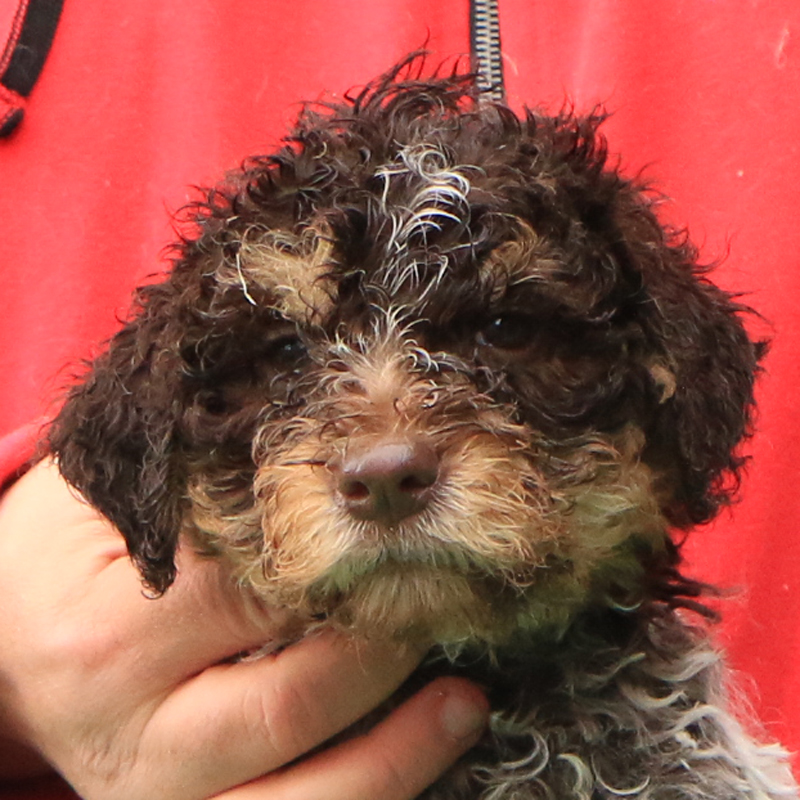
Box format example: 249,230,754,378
477,313,533,351
266,334,307,366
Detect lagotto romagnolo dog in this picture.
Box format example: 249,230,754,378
49,58,797,799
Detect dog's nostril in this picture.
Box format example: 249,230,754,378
336,440,439,525
399,473,434,493
339,479,371,501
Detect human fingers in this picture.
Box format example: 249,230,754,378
126,632,428,800
213,677,488,800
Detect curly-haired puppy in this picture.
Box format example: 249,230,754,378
49,58,797,799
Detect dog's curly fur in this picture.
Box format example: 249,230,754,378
49,56,797,799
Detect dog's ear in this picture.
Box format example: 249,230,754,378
635,236,765,528
48,284,186,594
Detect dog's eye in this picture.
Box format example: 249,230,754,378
197,389,228,415
266,334,307,365
477,313,533,350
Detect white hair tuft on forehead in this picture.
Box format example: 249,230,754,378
375,143,474,299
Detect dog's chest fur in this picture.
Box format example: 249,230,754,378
48,59,796,799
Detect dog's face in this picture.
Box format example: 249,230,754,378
50,62,762,646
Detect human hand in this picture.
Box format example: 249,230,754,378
0,459,488,799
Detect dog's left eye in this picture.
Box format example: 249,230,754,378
266,334,307,365
477,313,533,350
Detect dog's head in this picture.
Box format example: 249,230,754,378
50,59,763,644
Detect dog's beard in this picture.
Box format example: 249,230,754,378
252,430,554,643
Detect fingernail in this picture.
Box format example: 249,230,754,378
440,685,489,740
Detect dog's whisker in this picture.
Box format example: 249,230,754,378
234,250,258,306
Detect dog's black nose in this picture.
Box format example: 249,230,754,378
336,440,439,526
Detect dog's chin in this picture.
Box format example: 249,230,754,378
303,560,526,645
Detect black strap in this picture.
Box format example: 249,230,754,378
470,0,505,102
1,0,65,137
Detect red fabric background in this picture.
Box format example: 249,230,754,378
0,0,798,794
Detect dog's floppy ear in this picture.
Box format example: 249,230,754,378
49,283,186,594
636,238,765,528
